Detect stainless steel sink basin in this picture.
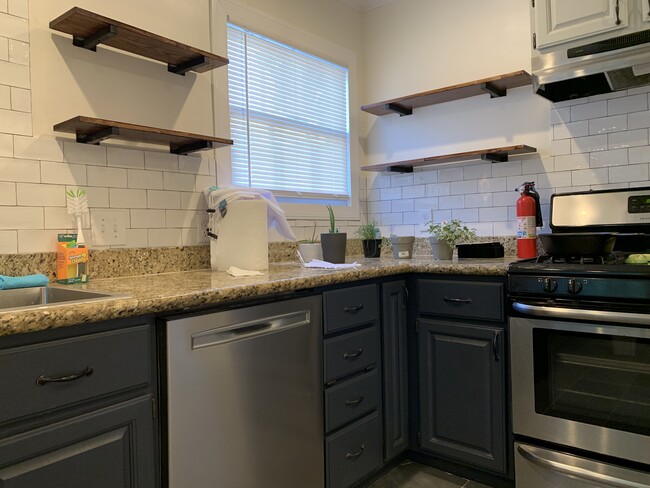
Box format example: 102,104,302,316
0,286,123,312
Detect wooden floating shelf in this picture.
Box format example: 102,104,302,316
50,7,228,75
54,116,233,155
361,145,537,173
361,71,532,117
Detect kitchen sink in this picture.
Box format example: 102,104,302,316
0,286,123,312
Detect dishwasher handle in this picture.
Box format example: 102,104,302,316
191,310,311,349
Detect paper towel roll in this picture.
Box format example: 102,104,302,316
211,199,269,271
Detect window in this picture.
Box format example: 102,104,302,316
226,23,351,206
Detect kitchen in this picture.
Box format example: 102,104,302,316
1,0,650,487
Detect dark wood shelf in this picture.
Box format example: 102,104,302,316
54,116,233,155
50,7,228,75
361,145,537,173
361,71,532,117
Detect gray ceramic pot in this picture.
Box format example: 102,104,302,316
321,232,347,263
389,236,415,259
430,237,453,260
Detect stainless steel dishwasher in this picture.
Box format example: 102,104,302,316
164,295,324,488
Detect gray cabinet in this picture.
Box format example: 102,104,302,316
0,322,157,488
381,280,409,462
416,278,507,475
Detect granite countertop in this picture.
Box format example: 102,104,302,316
0,256,515,337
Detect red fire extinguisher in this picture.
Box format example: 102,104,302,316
516,182,542,259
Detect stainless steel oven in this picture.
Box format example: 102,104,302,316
508,187,650,487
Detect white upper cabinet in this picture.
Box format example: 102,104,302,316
644,0,650,22
533,0,628,50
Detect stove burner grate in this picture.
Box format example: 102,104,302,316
534,253,626,265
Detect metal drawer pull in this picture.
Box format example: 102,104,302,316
615,0,622,25
492,330,500,362
343,304,364,313
343,349,364,359
517,445,648,488
344,395,365,406
648,0,650,17
36,366,94,386
443,297,473,304
346,444,366,460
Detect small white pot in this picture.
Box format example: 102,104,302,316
298,243,323,263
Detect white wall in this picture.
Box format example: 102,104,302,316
360,0,650,238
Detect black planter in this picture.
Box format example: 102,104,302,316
362,239,382,258
321,232,347,263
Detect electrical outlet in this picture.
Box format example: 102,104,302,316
196,212,212,243
92,210,126,246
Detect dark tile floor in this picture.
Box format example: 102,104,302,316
368,461,494,488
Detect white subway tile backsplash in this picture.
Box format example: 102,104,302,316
628,110,650,130
0,206,42,229
380,187,402,200
127,169,163,190
403,210,429,225
0,157,38,182
571,168,609,185
194,174,216,192
182,227,206,246
589,114,627,135
109,188,147,209
0,84,9,109
589,91,628,102
438,167,463,182
589,148,628,168
17,230,62,253
16,183,65,207
479,206,508,222
571,134,607,153
413,197,439,211
180,192,207,210
165,210,198,228
536,171,572,188
609,164,649,183
402,184,425,198
67,186,108,208
608,94,648,115
452,208,478,222
463,164,491,180
430,210,452,224
571,101,607,121
44,207,74,229
390,173,414,187
8,38,28,65
390,225,416,237
628,85,650,95
450,179,477,195
391,199,414,213
0,36,7,61
491,191,518,207
493,221,516,235
380,213,402,225
41,161,86,185
629,146,650,164
477,177,507,193
145,151,178,172
549,139,571,156
550,106,570,125
125,228,149,248
470,222,494,237
15,137,63,161
425,182,450,197
0,106,30,135
608,129,648,149
464,193,492,208
107,147,145,169
522,157,555,175
147,190,180,209
147,228,183,247
413,170,438,184
0,133,11,156
178,155,209,175
369,200,391,214
553,120,589,140
0,12,27,42
0,230,16,253
64,141,107,166
367,188,380,201
131,209,166,228
7,0,28,19
0,181,14,204
439,195,464,210
555,153,589,171
87,166,127,188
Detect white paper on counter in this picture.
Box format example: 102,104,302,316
226,266,265,277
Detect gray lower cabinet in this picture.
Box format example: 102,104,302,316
0,395,155,488
417,319,506,473
381,280,409,462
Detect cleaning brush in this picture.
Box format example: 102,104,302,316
66,189,89,245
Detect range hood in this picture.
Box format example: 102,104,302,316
533,30,650,102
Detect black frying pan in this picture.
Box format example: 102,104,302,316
539,233,617,257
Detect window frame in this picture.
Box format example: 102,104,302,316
210,0,360,221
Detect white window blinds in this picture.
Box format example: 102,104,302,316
227,23,351,203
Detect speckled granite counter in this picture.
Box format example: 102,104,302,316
0,257,515,337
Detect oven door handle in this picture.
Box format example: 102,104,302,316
517,445,649,488
512,302,650,327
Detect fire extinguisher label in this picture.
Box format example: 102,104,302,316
517,216,536,239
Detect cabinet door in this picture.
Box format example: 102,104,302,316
0,396,156,488
418,319,506,473
381,280,409,462
534,0,627,49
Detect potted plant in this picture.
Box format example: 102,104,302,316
389,235,415,259
320,204,347,263
357,220,382,258
297,221,323,263
426,219,477,260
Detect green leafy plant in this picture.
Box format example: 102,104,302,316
326,204,339,233
356,220,380,240
299,221,319,244
425,219,477,246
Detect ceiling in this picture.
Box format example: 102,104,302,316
339,0,399,12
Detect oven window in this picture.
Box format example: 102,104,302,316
533,329,650,435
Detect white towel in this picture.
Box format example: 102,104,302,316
226,266,265,277
302,259,360,269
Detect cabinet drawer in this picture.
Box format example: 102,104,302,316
326,412,382,488
0,325,151,424
325,369,380,432
323,284,378,334
324,326,379,383
418,280,503,321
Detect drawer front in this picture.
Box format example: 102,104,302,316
0,325,151,424
325,369,380,432
323,284,379,334
418,280,503,321
327,412,382,488
324,327,379,383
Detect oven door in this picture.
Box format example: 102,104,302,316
510,311,650,466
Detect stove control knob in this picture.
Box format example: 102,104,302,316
543,278,558,293
567,278,583,294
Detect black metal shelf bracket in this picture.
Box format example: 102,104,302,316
168,55,210,75
388,165,414,173
73,24,118,51
480,82,506,99
76,127,119,145
384,103,413,117
171,140,213,155
481,152,509,163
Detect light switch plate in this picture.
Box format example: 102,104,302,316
91,210,126,246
